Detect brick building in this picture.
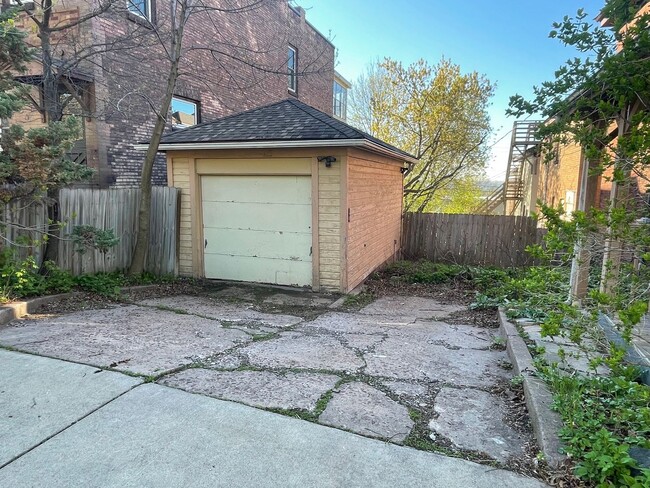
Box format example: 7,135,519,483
5,0,339,187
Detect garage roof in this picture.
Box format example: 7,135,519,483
150,98,418,164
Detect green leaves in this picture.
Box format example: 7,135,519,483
349,58,494,213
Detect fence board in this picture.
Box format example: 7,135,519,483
402,212,543,267
56,187,179,275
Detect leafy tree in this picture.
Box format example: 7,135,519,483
0,9,92,204
349,58,495,213
508,1,650,295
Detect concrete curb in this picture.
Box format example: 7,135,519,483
0,285,166,326
0,293,80,326
498,308,566,468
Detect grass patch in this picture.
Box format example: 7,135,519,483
342,291,375,310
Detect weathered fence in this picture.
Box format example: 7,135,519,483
58,187,179,275
1,187,179,275
1,199,48,264
402,212,545,267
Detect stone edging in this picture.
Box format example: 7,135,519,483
0,293,79,326
0,285,162,327
498,308,566,468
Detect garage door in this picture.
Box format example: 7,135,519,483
201,175,312,286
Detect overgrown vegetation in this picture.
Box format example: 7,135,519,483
542,368,650,487
379,256,649,486
0,252,173,302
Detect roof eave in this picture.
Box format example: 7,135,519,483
136,139,418,165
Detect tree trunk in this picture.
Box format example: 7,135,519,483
128,62,181,275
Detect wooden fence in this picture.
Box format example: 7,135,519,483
1,199,48,264
1,187,179,275
402,212,545,267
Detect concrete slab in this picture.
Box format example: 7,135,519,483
392,320,496,350
341,333,386,351
211,285,258,301
429,388,527,463
319,382,414,443
301,311,414,335
137,295,302,328
240,331,365,373
263,293,335,308
383,380,429,399
0,349,141,468
360,296,466,320
161,369,339,411
364,336,511,387
0,383,547,488
0,305,252,375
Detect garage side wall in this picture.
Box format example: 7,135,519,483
318,160,342,291
168,157,194,276
346,151,403,291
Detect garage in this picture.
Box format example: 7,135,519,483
201,175,312,286
155,98,417,293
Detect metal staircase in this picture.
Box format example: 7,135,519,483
503,121,541,215
476,121,542,215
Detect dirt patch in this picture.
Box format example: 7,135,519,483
365,276,476,305
446,308,500,328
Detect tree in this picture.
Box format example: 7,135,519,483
508,1,650,301
0,9,92,204
349,58,495,213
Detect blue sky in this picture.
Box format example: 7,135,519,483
305,0,604,180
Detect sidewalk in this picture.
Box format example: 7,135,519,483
0,349,547,488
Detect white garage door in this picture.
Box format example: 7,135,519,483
201,175,312,287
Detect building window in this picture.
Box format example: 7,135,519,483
288,46,297,93
171,96,199,128
127,0,152,21
333,80,347,120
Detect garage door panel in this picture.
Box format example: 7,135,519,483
204,228,312,261
201,176,311,205
202,201,311,233
204,254,312,287
201,174,313,287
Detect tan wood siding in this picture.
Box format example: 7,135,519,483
318,161,341,291
346,154,403,291
170,157,193,276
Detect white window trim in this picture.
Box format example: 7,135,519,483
288,46,297,93
127,0,152,21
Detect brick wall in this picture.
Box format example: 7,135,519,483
95,0,335,187
11,0,335,188
538,141,583,211
346,151,403,291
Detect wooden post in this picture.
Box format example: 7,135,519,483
569,150,600,304
600,111,631,295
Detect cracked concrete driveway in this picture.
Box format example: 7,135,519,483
0,288,534,469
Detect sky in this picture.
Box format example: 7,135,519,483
305,0,605,182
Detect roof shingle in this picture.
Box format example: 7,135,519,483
158,98,416,161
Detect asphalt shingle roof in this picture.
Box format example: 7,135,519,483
158,98,416,161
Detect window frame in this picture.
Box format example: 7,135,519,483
127,0,152,21
287,45,297,94
333,80,347,119
170,96,200,129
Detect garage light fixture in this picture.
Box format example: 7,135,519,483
317,155,337,167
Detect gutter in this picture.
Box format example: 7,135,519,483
134,139,419,165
